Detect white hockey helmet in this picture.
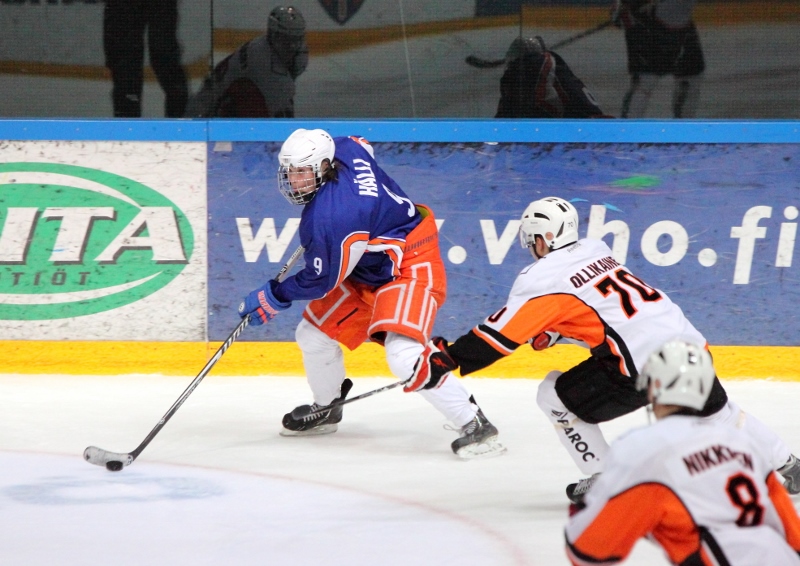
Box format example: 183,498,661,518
277,128,335,205
636,340,715,411
519,197,579,251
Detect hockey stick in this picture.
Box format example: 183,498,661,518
465,19,615,69
464,54,507,69
549,19,615,51
306,378,412,416
84,245,305,472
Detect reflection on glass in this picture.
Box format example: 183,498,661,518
0,1,796,119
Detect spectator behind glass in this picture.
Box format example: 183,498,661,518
103,0,189,118
612,0,705,118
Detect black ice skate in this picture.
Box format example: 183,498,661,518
566,473,601,505
280,379,353,436
451,407,507,459
778,454,800,495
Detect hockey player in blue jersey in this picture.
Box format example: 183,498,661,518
237,128,506,458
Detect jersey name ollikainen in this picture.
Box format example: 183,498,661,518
480,238,705,376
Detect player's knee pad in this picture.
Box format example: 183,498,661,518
672,74,702,118
295,319,344,374
296,319,345,405
384,332,423,380
536,370,567,415
295,318,339,355
621,73,660,118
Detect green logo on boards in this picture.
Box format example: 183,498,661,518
0,163,194,320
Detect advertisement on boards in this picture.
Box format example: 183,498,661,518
0,141,207,341
207,140,800,346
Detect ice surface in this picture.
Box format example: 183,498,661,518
1,373,798,565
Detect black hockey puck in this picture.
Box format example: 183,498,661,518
106,461,124,472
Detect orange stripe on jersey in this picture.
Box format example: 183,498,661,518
336,232,369,288
367,236,406,249
604,336,630,376
473,325,515,356
766,471,800,551
368,236,406,278
495,294,606,348
348,136,374,157
569,483,708,565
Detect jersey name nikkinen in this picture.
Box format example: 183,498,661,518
684,444,755,476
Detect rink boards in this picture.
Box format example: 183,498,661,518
0,119,798,378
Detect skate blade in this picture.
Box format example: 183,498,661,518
279,423,338,437
455,437,507,460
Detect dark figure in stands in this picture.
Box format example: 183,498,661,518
103,0,189,118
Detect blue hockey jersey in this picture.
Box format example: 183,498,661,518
273,136,422,302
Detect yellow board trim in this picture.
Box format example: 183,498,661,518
2,341,798,381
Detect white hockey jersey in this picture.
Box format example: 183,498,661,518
184,34,298,118
565,415,800,565
452,238,705,377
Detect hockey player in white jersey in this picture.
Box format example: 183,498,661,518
565,340,800,565
404,196,800,501
184,6,307,118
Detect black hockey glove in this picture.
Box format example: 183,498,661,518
404,337,458,392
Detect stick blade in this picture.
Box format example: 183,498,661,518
465,55,507,69
83,446,133,471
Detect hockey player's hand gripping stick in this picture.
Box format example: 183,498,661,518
83,245,305,472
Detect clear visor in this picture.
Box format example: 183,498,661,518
634,371,650,393
277,165,319,205
519,226,536,248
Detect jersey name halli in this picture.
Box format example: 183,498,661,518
274,136,421,303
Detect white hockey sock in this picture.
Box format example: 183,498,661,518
621,73,659,118
295,318,346,406
537,371,608,475
703,400,792,471
385,332,477,428
672,74,702,118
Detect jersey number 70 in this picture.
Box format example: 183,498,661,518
594,268,662,318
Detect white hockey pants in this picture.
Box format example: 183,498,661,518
536,371,609,475
623,73,703,118
621,73,660,118
672,74,702,118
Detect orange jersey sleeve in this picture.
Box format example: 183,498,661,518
567,483,716,566
766,471,800,552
